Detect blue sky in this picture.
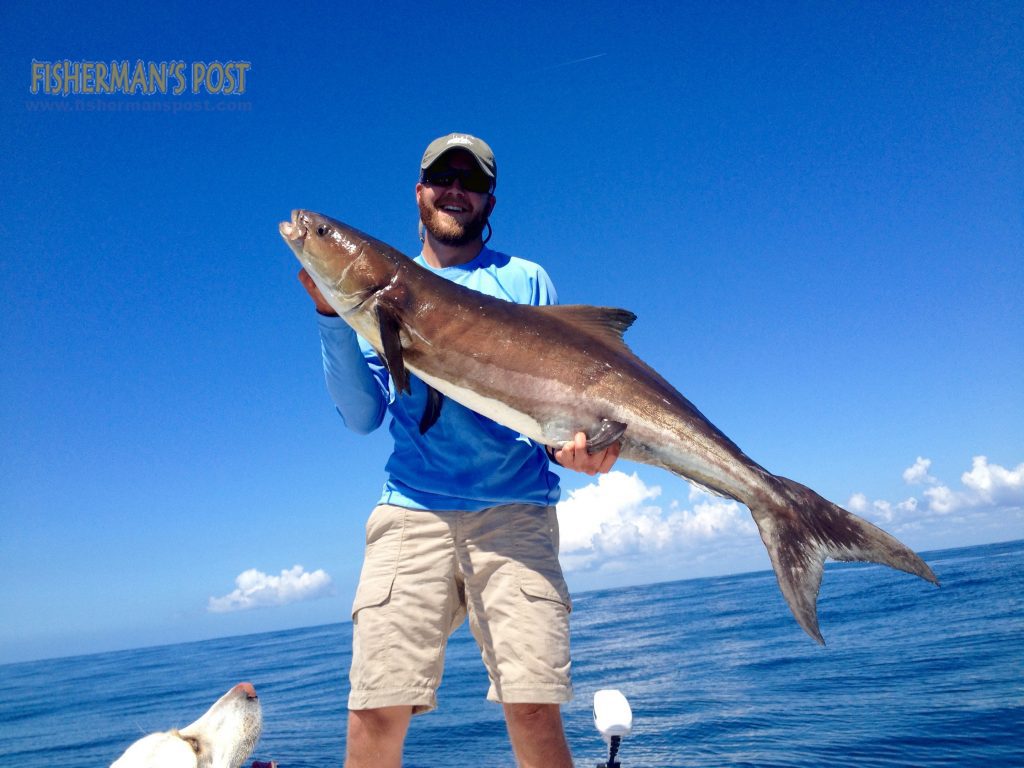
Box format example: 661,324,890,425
1,0,1021,664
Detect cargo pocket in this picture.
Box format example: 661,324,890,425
513,505,572,612
350,505,405,619
351,576,396,619
517,564,572,613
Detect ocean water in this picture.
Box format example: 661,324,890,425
1,540,1021,767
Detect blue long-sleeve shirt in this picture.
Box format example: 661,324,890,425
317,247,562,512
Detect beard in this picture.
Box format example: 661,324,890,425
418,197,490,246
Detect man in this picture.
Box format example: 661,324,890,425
298,132,620,768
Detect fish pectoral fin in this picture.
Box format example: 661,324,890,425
419,386,444,434
586,419,627,453
376,305,410,394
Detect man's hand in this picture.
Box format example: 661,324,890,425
297,268,338,316
553,432,621,476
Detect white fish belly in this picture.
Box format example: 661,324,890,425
412,367,551,443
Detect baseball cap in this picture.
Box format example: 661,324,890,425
420,133,497,187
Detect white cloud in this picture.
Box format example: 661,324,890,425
556,471,754,572
847,492,869,513
922,484,960,515
851,456,1024,523
208,565,333,613
903,456,938,486
962,456,1024,502
869,496,919,523
916,456,1024,515
555,457,1023,583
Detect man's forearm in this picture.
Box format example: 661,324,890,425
318,315,388,434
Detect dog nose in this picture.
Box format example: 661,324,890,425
235,682,258,699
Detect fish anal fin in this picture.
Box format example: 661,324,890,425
534,305,637,346
586,419,627,454
419,386,444,434
376,305,409,394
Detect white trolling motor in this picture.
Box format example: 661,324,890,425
593,689,633,768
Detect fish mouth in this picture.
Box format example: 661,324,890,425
279,209,309,243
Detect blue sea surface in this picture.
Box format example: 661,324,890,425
1,540,1021,767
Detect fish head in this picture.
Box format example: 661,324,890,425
280,209,396,315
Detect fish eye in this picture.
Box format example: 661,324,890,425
316,224,330,237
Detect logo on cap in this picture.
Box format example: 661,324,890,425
447,135,473,146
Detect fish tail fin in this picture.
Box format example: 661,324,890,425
749,475,938,644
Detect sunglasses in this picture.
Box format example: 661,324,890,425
421,167,493,194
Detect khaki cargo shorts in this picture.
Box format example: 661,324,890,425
348,503,572,714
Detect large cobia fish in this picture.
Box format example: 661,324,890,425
280,209,938,643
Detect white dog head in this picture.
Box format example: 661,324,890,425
111,682,262,768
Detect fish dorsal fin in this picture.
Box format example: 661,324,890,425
533,305,637,345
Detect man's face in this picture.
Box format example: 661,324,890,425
416,150,496,246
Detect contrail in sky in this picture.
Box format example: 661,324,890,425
531,53,607,74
